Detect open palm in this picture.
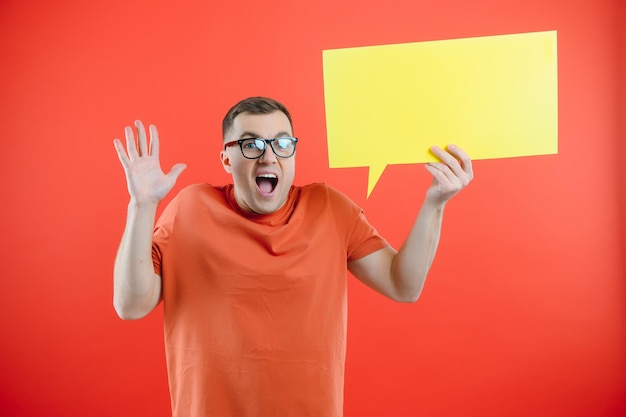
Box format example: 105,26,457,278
113,120,186,204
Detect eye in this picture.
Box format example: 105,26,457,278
242,139,264,150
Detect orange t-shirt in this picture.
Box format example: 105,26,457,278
152,183,388,417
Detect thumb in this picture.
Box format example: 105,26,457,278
166,163,187,181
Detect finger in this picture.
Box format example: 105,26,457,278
125,126,139,161
435,160,471,188
113,138,130,169
135,120,148,156
447,144,474,180
424,163,445,182
166,163,187,182
426,162,459,186
149,124,159,158
431,146,471,184
431,146,461,170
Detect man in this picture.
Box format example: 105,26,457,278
113,97,473,417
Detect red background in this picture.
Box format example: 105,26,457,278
1,0,624,416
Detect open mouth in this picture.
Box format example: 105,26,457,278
256,173,278,194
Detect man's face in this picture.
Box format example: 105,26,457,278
220,111,296,214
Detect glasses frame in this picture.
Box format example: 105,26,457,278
224,137,299,160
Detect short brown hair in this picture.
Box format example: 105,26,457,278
222,96,293,140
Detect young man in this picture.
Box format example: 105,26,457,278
113,97,473,417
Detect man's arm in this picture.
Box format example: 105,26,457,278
113,200,162,320
112,121,186,320
348,144,473,303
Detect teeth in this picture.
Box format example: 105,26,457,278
257,173,277,179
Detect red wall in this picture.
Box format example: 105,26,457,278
0,0,624,416
617,0,626,284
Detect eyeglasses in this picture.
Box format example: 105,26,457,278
224,137,298,159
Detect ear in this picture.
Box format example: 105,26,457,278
220,149,233,174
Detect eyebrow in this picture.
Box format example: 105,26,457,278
239,131,293,139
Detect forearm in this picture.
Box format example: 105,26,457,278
113,200,162,320
391,200,445,302
351,146,471,303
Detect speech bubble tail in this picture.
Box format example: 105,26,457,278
367,164,387,198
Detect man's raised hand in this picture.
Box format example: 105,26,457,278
424,144,473,206
113,120,186,205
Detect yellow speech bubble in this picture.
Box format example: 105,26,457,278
322,31,558,197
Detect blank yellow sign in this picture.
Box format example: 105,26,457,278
322,31,558,197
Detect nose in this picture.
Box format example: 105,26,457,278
258,142,277,164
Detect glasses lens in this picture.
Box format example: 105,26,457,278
241,139,265,158
272,138,296,157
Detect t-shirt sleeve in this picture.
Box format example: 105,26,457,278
346,209,389,262
152,228,166,277
322,184,388,262
151,195,180,277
